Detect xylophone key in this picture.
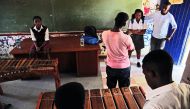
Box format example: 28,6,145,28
29,59,35,66
130,86,146,109
0,60,8,70
111,88,128,109
102,89,116,109
90,89,105,109
121,87,139,109
0,60,11,72
85,90,91,109
39,92,55,109
15,59,25,69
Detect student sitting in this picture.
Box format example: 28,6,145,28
54,82,85,109
142,50,190,109
83,25,99,45
29,16,50,59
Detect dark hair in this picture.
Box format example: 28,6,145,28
163,1,171,6
131,9,144,24
33,16,42,21
84,26,98,38
54,82,85,109
142,50,173,81
115,12,129,28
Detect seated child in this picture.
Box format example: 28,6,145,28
83,25,99,45
54,82,85,109
29,16,50,59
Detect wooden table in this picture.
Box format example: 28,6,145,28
10,36,100,76
36,86,146,109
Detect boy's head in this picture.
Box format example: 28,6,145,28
115,12,129,28
162,1,171,14
142,50,173,89
84,26,97,38
54,82,85,109
33,16,42,30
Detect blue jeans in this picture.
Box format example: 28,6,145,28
106,65,131,88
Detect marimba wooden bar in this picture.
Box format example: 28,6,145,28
0,58,61,95
36,86,146,109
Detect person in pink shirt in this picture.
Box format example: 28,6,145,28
102,12,134,88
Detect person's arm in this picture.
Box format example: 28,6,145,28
125,35,134,51
165,15,177,41
126,20,133,35
143,102,160,109
128,29,146,35
30,28,40,51
165,28,176,41
144,12,156,20
39,28,49,49
128,21,147,35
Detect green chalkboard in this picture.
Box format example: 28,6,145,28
0,0,142,33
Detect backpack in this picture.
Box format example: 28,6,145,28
83,35,99,45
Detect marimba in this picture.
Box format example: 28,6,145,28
36,86,146,109
0,58,61,95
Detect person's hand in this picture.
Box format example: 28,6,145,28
165,36,171,41
126,31,132,35
36,47,40,52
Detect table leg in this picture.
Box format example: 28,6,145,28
53,66,61,89
0,85,3,95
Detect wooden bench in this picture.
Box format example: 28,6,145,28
0,58,61,95
36,86,146,109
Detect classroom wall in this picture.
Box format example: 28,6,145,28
0,0,143,57
181,50,190,84
0,0,142,33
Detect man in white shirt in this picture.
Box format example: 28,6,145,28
142,50,190,109
146,1,177,51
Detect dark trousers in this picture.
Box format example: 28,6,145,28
106,66,130,89
150,36,166,51
29,43,50,59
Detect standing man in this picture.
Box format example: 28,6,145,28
102,12,134,88
146,1,177,51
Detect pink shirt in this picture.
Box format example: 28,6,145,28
102,30,134,68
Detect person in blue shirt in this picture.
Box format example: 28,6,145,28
83,26,99,45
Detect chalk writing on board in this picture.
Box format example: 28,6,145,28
0,35,30,58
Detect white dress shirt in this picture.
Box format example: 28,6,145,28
145,11,177,39
143,82,190,109
30,25,49,41
128,19,147,30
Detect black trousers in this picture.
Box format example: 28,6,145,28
106,65,130,89
150,36,166,51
